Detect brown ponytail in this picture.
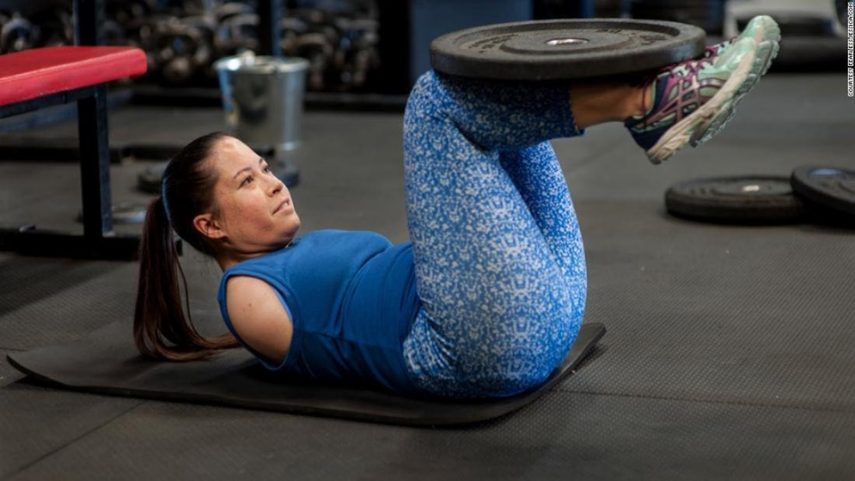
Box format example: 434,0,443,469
134,132,239,361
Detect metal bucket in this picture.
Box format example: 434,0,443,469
214,53,309,152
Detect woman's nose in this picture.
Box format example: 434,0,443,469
267,175,285,195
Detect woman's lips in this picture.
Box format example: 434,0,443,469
274,198,292,214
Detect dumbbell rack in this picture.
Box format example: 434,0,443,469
126,1,396,109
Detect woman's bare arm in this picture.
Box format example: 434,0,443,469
225,276,293,364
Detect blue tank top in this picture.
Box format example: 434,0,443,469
217,229,420,394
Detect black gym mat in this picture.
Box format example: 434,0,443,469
7,321,604,426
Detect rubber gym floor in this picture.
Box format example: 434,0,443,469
1,73,853,480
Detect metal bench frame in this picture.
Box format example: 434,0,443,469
0,0,138,259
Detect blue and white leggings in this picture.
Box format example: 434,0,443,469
401,71,588,399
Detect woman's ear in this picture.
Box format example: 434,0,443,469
193,213,226,240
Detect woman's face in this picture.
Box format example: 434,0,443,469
195,136,301,259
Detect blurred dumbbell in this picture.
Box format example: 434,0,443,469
107,0,155,30
333,16,379,89
295,8,326,26
279,16,308,55
214,2,255,23
214,12,259,56
1,13,38,53
347,46,379,88
0,11,8,46
294,32,335,91
122,15,168,79
183,14,219,84
30,8,74,47
153,17,212,85
102,19,128,46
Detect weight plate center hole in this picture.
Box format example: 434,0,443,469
545,37,589,46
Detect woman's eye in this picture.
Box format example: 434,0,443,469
262,165,271,173
241,176,253,186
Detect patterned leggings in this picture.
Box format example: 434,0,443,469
401,71,588,399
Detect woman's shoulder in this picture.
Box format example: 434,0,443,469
309,229,390,241
223,229,392,281
295,229,393,251
225,275,287,314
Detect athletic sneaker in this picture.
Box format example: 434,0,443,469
703,15,780,61
625,22,780,164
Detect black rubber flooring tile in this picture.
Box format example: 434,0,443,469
0,383,141,480
0,244,241,352
0,259,136,350
0,160,158,235
5,391,854,481
559,200,855,411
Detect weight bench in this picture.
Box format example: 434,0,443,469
0,46,147,259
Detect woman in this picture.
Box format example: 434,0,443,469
135,17,780,399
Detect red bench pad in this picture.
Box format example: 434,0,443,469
0,46,147,107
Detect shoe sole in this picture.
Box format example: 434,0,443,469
690,17,781,147
646,20,780,163
703,15,771,57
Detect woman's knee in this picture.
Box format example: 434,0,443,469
461,350,560,397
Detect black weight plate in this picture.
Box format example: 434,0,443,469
791,166,855,217
665,176,807,224
735,14,835,38
771,36,845,72
430,19,706,81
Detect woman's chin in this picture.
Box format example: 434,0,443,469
284,219,301,242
